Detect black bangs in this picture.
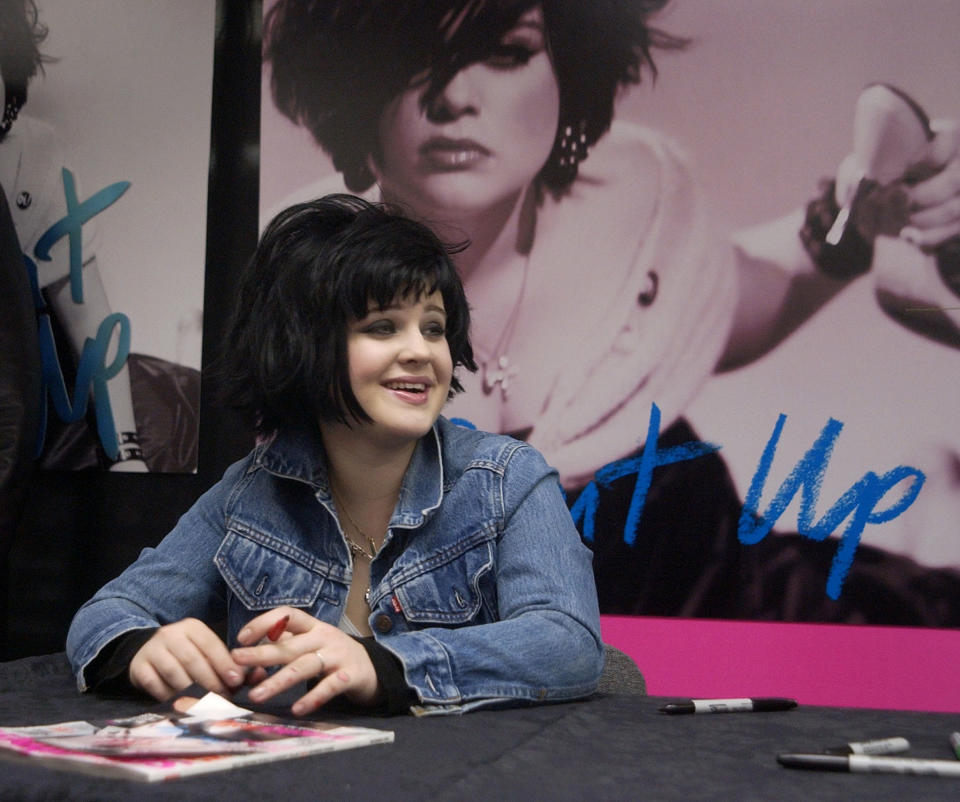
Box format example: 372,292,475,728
344,259,444,321
323,213,463,319
221,195,476,431
414,0,542,112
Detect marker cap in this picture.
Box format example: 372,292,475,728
823,736,910,756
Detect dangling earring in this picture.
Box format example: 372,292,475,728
336,152,377,194
345,161,376,194
0,98,23,139
547,118,589,186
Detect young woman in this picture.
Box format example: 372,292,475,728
67,194,604,716
261,0,960,625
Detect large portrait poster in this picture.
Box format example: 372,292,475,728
3,0,215,473
259,0,960,710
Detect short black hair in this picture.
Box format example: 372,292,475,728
221,194,476,432
0,0,47,140
264,0,685,195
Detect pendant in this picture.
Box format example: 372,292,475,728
481,355,517,400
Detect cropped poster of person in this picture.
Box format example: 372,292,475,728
257,0,960,703
1,0,215,473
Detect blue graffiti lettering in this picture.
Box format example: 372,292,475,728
455,404,927,600
26,169,132,458
570,407,926,598
739,414,924,599
34,168,130,303
26,254,131,460
569,403,720,544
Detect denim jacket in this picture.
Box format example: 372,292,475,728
66,417,603,714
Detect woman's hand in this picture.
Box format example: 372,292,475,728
900,120,960,249
834,83,960,250
231,607,380,716
129,618,246,701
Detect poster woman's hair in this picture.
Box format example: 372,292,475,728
222,194,476,432
0,0,48,138
264,0,685,195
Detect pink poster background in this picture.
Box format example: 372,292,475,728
260,1,960,711
602,617,960,712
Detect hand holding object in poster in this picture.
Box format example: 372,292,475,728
834,83,959,242
833,84,960,343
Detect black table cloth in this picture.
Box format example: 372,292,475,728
1,652,958,800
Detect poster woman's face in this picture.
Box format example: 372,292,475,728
372,7,560,217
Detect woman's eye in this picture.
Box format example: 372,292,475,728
364,320,395,336
485,44,536,69
423,323,447,339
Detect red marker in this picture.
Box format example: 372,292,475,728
238,614,291,680
266,614,289,642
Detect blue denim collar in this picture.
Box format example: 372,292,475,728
255,423,444,529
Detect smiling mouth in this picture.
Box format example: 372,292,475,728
384,380,429,394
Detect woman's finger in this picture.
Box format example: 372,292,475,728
236,607,320,646
138,646,194,697
231,636,305,670
246,648,330,703
129,619,244,699
928,120,960,169
291,668,354,716
175,639,234,695
180,620,247,688
129,658,177,701
907,160,960,211
902,219,960,250
159,641,214,691
907,193,960,231
163,620,244,692
233,615,339,669
244,666,269,686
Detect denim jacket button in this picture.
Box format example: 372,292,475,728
373,613,393,634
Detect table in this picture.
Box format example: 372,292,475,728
1,653,958,800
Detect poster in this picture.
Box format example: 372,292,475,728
2,0,215,473
258,0,960,708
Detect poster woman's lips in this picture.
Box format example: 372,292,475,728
420,137,490,170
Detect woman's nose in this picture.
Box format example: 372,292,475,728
398,329,431,362
425,67,479,124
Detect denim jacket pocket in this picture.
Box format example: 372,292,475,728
394,537,496,625
215,525,330,611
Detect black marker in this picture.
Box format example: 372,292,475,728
823,736,910,755
778,753,960,778
658,697,797,714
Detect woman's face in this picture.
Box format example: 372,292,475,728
372,6,560,218
344,290,453,450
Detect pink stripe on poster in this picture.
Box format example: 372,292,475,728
601,615,960,712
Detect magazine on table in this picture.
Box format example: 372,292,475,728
0,690,393,782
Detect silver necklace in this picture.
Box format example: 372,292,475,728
330,487,380,606
479,252,529,401
332,487,378,560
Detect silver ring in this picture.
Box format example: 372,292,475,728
315,651,325,673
